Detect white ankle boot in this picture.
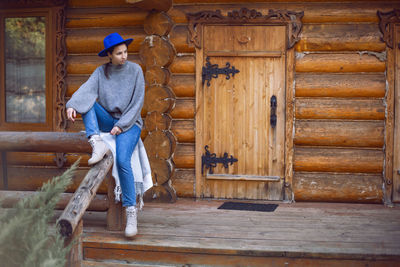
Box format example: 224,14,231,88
125,206,138,238
88,135,110,165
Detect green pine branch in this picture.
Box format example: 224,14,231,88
0,159,80,267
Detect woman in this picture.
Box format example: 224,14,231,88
66,32,144,238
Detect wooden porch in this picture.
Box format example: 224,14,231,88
77,199,400,266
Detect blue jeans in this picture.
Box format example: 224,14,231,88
82,102,141,207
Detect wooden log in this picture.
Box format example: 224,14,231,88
293,172,383,203
0,131,90,153
5,152,89,167
149,157,174,185
66,75,86,97
145,66,171,86
68,0,172,9
169,74,195,97
170,98,195,119
67,54,192,75
169,25,196,53
143,182,176,202
172,168,195,198
295,73,386,98
174,143,195,168
294,147,383,173
171,119,195,143
66,27,145,54
296,24,385,52
0,190,109,211
66,116,148,139
139,35,176,67
170,54,195,74
143,85,176,114
144,111,172,131
68,73,195,98
66,54,142,75
143,130,176,160
295,98,385,120
68,0,133,8
3,167,109,193
294,120,384,148
66,8,146,28
58,151,113,237
295,53,386,73
128,0,172,12
144,11,174,36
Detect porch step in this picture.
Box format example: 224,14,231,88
80,200,400,267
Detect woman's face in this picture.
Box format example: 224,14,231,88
108,43,128,65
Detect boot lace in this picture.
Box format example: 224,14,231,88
126,208,137,226
88,138,96,148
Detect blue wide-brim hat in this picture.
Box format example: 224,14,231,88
98,32,133,57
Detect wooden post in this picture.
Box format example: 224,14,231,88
58,151,113,237
64,219,83,267
106,174,125,231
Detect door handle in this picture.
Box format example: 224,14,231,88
270,95,277,128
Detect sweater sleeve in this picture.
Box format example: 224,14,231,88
66,67,100,114
114,66,145,132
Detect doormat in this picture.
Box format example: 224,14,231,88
217,202,278,212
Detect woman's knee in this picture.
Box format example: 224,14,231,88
116,156,131,172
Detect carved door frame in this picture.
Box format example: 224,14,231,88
378,9,400,204
187,8,304,201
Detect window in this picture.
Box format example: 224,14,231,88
0,2,66,131
5,16,46,123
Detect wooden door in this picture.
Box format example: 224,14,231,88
197,25,286,200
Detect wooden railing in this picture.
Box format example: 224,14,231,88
0,131,125,236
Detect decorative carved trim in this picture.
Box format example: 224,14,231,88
54,4,67,131
187,8,304,49
377,9,400,49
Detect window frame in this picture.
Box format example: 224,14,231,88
0,2,66,132
0,9,53,131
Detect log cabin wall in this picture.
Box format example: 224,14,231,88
168,0,399,203
3,0,398,204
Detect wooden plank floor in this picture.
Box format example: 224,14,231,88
81,199,400,266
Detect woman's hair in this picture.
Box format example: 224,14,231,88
103,46,116,79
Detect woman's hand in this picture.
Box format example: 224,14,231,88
66,108,76,122
111,126,122,135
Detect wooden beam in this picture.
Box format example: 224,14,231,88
0,131,90,153
296,24,385,52
293,172,383,203
58,151,113,237
294,120,384,148
66,27,145,54
126,0,172,12
169,98,195,119
67,73,195,98
295,98,385,120
295,53,385,73
0,190,108,211
295,73,386,98
66,8,146,28
294,147,383,173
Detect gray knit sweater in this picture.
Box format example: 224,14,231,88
66,61,144,132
